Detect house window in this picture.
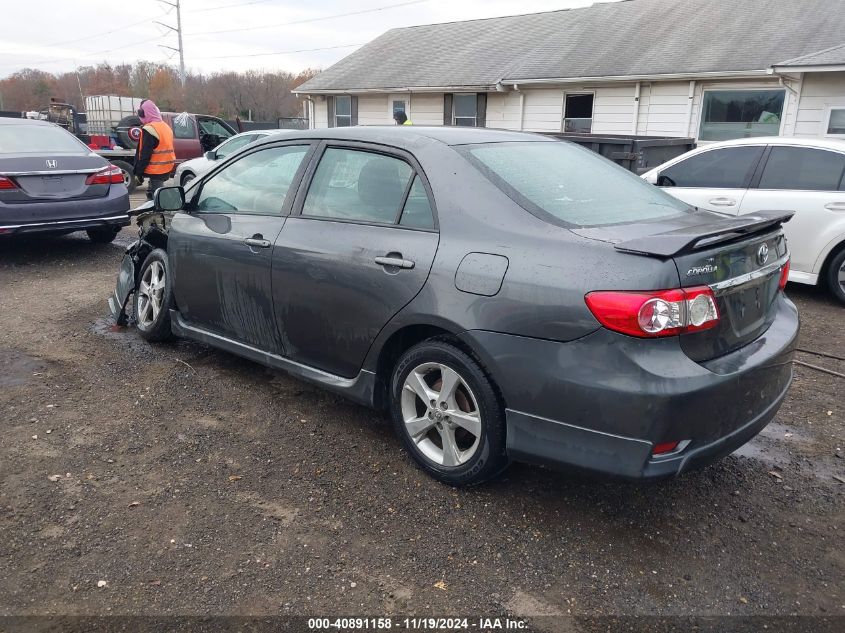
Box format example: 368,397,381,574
392,100,406,116
827,108,845,136
563,93,593,133
335,95,353,127
699,90,785,141
453,94,478,126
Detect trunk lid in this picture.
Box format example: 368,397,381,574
575,209,792,362
0,154,110,202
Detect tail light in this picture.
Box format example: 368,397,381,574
0,176,17,190
778,259,790,291
585,286,719,338
85,165,124,185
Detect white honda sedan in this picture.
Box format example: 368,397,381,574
642,137,845,304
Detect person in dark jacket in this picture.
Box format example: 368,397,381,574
133,99,176,199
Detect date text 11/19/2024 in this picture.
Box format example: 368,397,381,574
307,617,529,630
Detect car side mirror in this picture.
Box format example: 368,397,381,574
204,150,217,160
657,174,676,187
154,186,186,212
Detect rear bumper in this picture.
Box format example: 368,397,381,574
460,294,799,480
0,188,130,235
0,213,130,235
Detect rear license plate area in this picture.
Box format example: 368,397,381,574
41,176,68,193
721,281,774,336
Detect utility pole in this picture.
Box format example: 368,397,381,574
157,0,185,87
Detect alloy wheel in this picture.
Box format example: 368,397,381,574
839,260,845,294
400,362,482,467
137,260,165,328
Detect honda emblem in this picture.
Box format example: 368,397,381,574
45,159,57,168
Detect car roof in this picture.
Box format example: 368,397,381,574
250,125,552,150
0,117,57,127
231,129,278,136
698,136,845,151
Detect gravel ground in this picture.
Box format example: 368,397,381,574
0,214,843,625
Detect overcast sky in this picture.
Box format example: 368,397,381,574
0,0,621,77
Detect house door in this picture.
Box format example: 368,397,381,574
389,94,410,124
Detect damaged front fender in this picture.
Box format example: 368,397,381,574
108,247,138,325
107,207,175,325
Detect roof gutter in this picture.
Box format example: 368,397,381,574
499,69,772,85
769,64,845,73
293,84,498,95
294,69,784,95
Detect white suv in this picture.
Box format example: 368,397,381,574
642,137,845,304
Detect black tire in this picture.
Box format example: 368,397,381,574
132,249,175,342
389,339,509,486
116,115,142,150
86,226,119,243
825,246,845,305
180,171,195,187
110,159,137,194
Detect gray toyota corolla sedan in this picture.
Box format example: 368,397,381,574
109,127,798,486
0,117,129,241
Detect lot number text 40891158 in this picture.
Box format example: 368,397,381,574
307,617,529,630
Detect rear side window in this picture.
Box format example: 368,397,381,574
758,146,845,191
172,116,196,140
400,176,435,229
658,146,764,188
0,124,88,154
303,148,413,224
462,141,688,228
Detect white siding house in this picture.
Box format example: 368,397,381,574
295,0,845,144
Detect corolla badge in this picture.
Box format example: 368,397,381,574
687,260,719,276
45,159,57,168
757,243,770,266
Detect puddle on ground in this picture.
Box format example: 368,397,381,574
90,315,209,360
732,440,792,468
0,349,46,387
733,421,844,483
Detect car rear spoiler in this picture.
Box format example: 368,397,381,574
614,210,795,258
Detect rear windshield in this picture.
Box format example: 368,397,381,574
461,141,689,228
0,123,89,154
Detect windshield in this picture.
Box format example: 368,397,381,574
461,141,689,228
0,123,89,155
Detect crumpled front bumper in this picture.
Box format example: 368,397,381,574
107,246,138,325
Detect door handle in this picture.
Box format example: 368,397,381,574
375,256,415,269
244,237,271,249
709,197,737,207
824,202,845,212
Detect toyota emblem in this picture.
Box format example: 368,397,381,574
756,243,770,266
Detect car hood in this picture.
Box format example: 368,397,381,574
177,156,210,174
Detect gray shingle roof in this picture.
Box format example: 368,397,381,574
297,0,845,92
774,43,845,68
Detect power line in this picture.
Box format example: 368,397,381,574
2,34,167,68
31,13,170,51
192,42,365,60
185,0,430,36
185,0,279,12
